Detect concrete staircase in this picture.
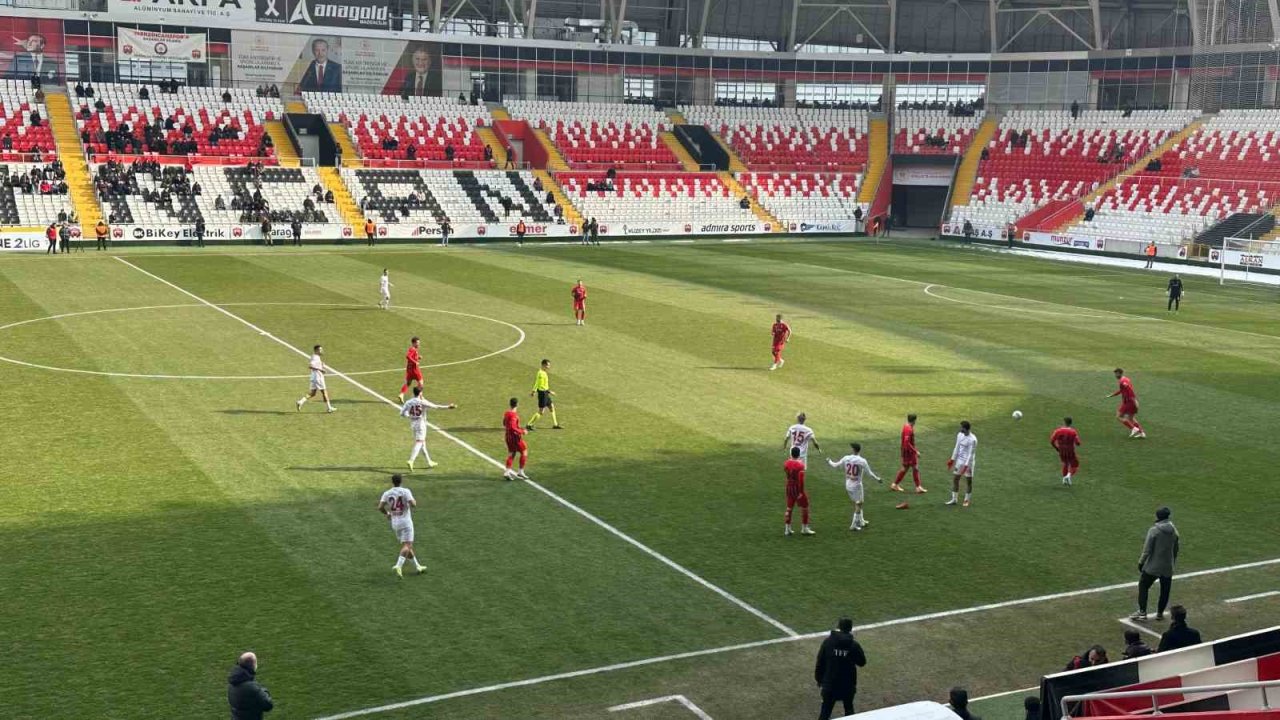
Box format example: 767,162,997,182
488,104,511,121
1051,117,1207,231
720,171,782,231
665,109,688,124
328,123,362,168
857,117,889,204
534,169,582,227
266,121,300,167
46,93,101,227
661,132,700,171
476,127,509,168
532,129,569,171
318,166,362,233
950,114,1000,207
285,100,307,114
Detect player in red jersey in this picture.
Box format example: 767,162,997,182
1049,416,1082,486
571,279,587,326
769,313,791,371
783,446,815,536
891,413,927,509
397,336,423,402
1108,368,1147,438
503,397,529,480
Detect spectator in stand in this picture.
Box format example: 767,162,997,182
949,688,980,720
1070,100,1080,119
1084,206,1096,222
814,617,866,719
1065,645,1109,670
227,651,273,720
504,144,515,169
1130,506,1179,621
1158,606,1202,652
444,143,454,161
1121,629,1153,659
484,144,493,163
222,89,232,103
324,189,334,204
138,85,149,100
28,108,41,126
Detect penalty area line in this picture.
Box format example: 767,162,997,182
113,256,798,638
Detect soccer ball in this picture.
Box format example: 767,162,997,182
1012,410,1023,420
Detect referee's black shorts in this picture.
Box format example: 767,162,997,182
537,390,553,409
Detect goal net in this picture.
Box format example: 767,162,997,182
1216,236,1280,285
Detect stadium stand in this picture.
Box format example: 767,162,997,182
505,100,679,170
341,168,556,225
680,105,870,171
894,110,984,156
95,161,332,225
72,83,279,162
740,171,865,225
0,161,71,225
556,171,758,225
305,92,493,168
0,80,56,160
955,110,1198,229
1056,111,1280,244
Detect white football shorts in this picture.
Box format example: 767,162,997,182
392,518,414,543
309,370,326,391
845,479,865,503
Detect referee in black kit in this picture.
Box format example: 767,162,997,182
814,617,867,719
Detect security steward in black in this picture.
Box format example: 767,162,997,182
814,617,867,719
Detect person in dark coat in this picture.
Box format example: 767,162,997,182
290,218,302,246
814,617,866,719
1122,629,1153,659
227,652,273,720
1158,605,1203,652
950,687,981,720
194,217,206,248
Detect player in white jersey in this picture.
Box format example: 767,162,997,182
378,269,393,310
400,385,457,471
378,474,425,577
782,412,822,466
828,442,880,531
945,420,977,507
296,344,335,413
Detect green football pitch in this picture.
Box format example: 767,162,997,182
2,238,1278,720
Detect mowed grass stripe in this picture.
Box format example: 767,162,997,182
0,262,400,719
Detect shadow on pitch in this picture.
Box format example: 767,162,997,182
287,465,400,476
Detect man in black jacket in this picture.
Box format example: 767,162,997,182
227,652,273,719
814,617,866,719
1158,605,1203,652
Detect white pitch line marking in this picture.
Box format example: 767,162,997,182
923,284,1122,321
114,256,797,639
1224,590,1280,604
310,555,1280,720
0,302,525,380
609,695,714,719
1117,617,1162,640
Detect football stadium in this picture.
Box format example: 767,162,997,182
2,0,1280,718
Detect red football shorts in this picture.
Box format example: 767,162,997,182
505,435,527,454
786,482,808,508
406,368,423,383
573,300,585,310
901,450,919,467
772,342,786,353
1118,401,1139,416
1058,450,1079,467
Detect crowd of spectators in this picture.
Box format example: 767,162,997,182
4,159,66,195
254,84,282,98
897,98,984,116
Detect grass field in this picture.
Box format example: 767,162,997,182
2,238,1278,720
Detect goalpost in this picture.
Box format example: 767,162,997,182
1217,237,1280,286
